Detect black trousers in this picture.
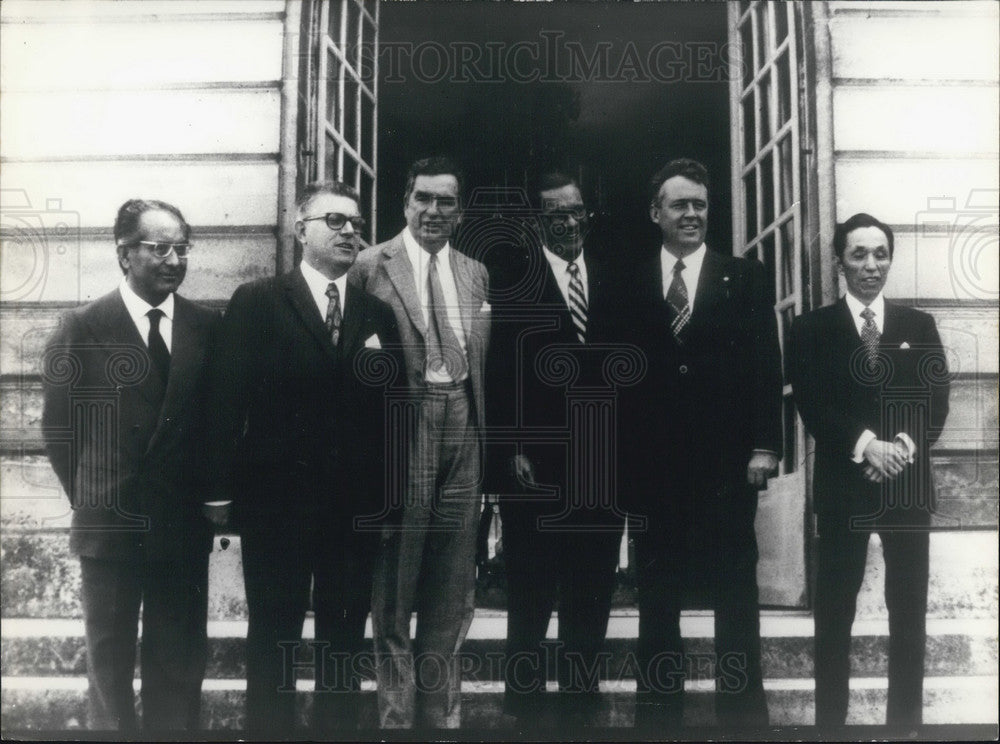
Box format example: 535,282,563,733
240,514,379,737
814,518,929,726
632,474,767,731
499,499,624,722
79,553,209,732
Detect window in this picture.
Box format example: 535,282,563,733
299,0,379,245
730,0,808,476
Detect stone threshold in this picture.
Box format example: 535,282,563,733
3,614,997,639
4,674,997,693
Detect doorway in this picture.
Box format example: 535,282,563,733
376,2,732,260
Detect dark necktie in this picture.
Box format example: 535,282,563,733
567,261,588,344
860,307,880,362
426,253,468,380
146,308,170,382
325,282,342,347
666,258,691,342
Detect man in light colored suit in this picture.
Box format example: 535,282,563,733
351,156,491,728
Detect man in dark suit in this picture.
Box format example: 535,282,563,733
41,199,218,732
612,159,783,730
789,213,950,727
205,181,401,736
486,172,625,726
352,157,491,729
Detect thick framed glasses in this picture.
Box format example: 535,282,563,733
411,192,460,212
542,207,592,223
127,240,193,258
301,212,366,231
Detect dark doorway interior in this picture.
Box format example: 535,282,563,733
377,2,731,261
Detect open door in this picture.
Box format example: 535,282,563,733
299,0,379,246
729,1,810,608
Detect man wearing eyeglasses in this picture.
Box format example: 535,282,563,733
352,156,491,729
485,172,625,727
205,181,401,736
41,199,219,732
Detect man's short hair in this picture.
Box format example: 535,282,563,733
833,212,895,259
296,180,361,219
114,199,190,246
648,158,711,206
114,199,190,274
531,171,579,210
403,156,465,203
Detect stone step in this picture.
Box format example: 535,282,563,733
3,616,996,681
2,675,997,730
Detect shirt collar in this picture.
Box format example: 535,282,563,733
542,244,586,273
844,291,885,323
661,243,707,275
403,227,451,268
300,258,347,307
119,277,173,322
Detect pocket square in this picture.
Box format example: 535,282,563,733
364,334,381,349
899,342,911,350
480,301,491,313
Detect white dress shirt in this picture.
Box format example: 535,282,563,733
542,245,589,306
843,291,915,463
300,258,348,321
402,228,468,383
119,278,174,352
661,243,707,310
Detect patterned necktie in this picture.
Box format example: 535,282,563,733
146,308,170,382
426,253,468,379
860,306,879,362
666,258,691,342
566,261,588,344
325,282,342,347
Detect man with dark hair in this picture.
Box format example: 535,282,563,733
205,180,401,735
41,198,218,732
790,212,950,727
486,172,625,726
352,156,491,728
613,158,783,730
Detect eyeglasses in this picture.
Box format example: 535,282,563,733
542,207,592,223
300,212,366,231
411,192,460,212
127,241,193,258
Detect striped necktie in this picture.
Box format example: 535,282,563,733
567,261,588,344
666,259,691,342
860,306,879,362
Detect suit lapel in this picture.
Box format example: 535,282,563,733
449,251,474,340
92,291,166,409
383,238,427,337
689,249,726,329
339,282,367,359
284,267,338,361
146,297,204,454
539,254,580,341
834,297,864,355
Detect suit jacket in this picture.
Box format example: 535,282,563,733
205,267,402,525
485,242,615,499
41,289,219,561
612,248,784,514
351,232,491,438
790,298,950,524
